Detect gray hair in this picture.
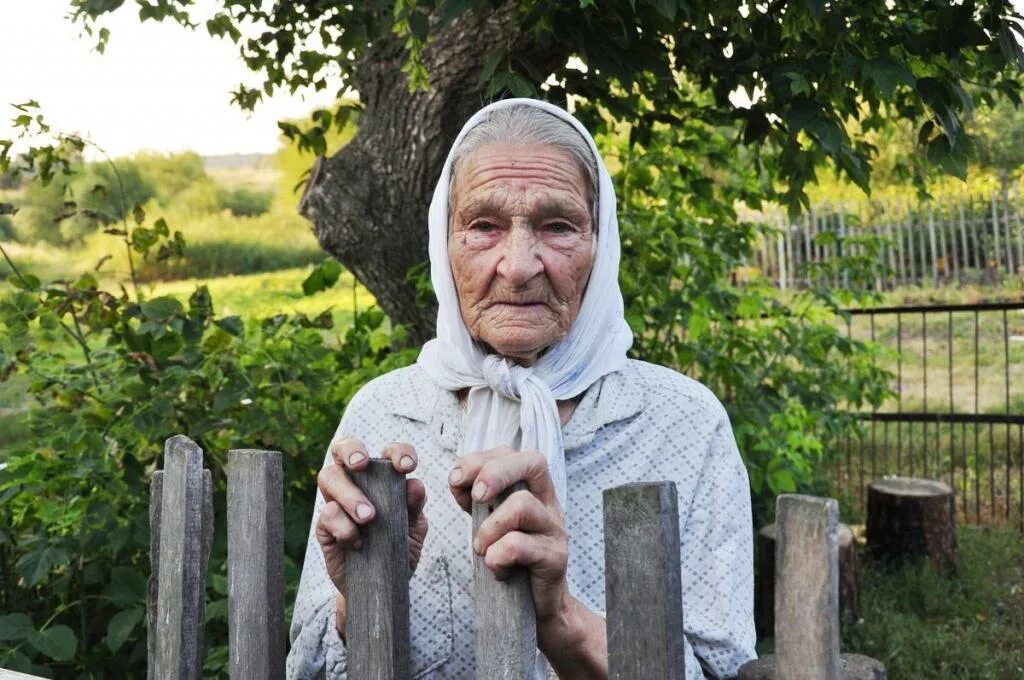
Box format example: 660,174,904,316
448,104,599,226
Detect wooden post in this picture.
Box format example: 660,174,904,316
151,435,213,680
603,482,685,680
227,450,285,679
755,522,859,638
776,217,788,290
991,191,1002,275
775,494,840,680
958,193,970,279
346,460,412,680
147,471,163,680
927,201,939,285
894,200,906,285
473,483,536,680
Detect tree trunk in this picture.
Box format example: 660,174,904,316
865,477,957,572
298,4,571,345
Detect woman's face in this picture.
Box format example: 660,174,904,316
448,142,595,366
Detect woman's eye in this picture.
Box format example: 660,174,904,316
470,221,498,233
544,222,573,234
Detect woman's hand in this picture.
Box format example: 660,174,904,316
448,448,608,678
315,438,429,636
447,447,570,620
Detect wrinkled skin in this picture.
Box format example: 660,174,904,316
449,143,595,366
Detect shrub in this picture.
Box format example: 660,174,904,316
0,237,415,676
220,187,272,217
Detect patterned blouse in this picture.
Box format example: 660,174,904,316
287,359,756,679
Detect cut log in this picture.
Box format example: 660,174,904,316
738,653,888,679
756,522,860,637
865,477,957,572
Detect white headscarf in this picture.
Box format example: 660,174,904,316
416,98,633,507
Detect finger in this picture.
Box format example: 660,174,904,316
472,450,557,506
315,501,362,548
317,465,376,524
473,489,554,556
381,442,418,473
447,447,514,512
330,437,370,470
407,478,427,518
482,530,556,580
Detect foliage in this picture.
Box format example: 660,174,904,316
0,237,414,676
842,526,1024,679
69,0,1024,216
610,102,892,517
272,103,359,210
0,115,415,674
220,186,272,217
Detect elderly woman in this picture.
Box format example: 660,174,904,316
288,99,755,679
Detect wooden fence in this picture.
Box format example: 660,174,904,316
756,187,1024,289
140,435,881,679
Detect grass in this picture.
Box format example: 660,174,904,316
841,526,1024,679
754,526,1024,679
146,266,374,325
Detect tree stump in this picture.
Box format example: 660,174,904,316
756,522,859,637
865,477,957,572
738,653,887,679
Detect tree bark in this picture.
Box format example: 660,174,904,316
298,4,572,345
865,477,957,572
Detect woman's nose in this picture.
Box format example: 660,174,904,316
496,226,543,284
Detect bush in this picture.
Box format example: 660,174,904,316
220,187,272,217
0,238,415,676
608,113,892,521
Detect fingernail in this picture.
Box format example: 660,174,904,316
400,455,415,470
348,451,367,466
472,537,481,554
448,468,463,485
472,480,488,502
355,503,373,521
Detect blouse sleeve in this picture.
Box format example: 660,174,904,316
679,408,757,678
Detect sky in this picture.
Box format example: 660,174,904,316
0,0,336,159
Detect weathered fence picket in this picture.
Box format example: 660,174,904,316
473,482,537,680
227,449,285,679
346,460,412,680
149,435,213,680
764,188,1024,289
603,482,686,680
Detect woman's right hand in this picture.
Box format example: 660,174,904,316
315,437,428,636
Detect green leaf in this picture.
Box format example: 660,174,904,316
28,625,77,662
215,315,244,337
140,297,183,323
0,613,34,642
15,545,70,586
105,607,143,653
868,58,915,99
301,259,343,295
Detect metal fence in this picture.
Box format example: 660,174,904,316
756,188,1024,289
834,301,1024,530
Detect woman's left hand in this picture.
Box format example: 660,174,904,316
447,447,570,622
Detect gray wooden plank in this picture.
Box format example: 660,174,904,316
473,482,537,680
147,471,163,680
346,460,411,680
603,482,685,680
927,201,939,285
774,494,840,680
991,191,1003,274
153,435,209,680
227,449,285,680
